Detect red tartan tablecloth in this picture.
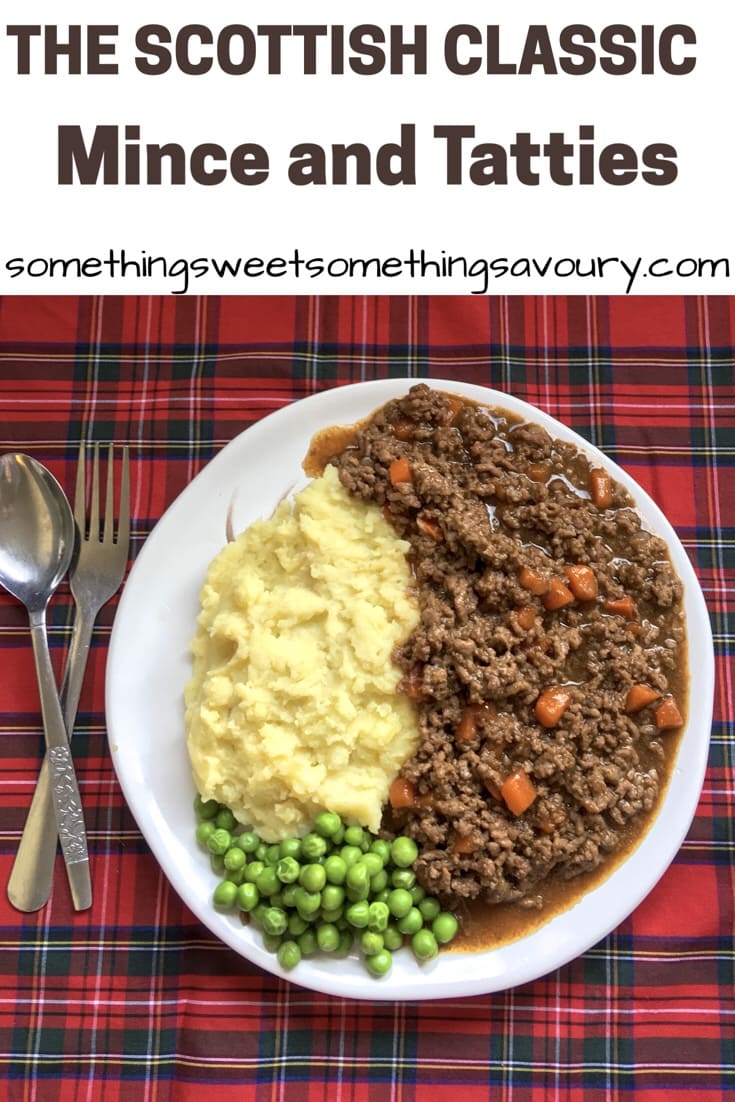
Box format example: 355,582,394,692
0,295,732,1102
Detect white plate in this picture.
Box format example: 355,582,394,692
106,379,714,1001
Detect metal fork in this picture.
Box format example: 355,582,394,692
7,443,130,912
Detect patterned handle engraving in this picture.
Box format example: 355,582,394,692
48,746,89,864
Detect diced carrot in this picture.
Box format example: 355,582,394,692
483,777,502,801
456,702,495,742
392,417,414,441
655,697,684,730
515,605,537,630
501,769,538,816
564,564,598,601
590,467,613,508
456,709,478,743
389,777,416,809
519,566,550,595
542,577,574,611
603,596,637,620
527,462,551,483
389,456,413,485
403,667,424,700
451,833,479,854
625,684,661,713
416,516,442,542
534,687,571,728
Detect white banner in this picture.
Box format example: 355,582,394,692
0,1,731,295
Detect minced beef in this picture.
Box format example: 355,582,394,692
335,384,687,909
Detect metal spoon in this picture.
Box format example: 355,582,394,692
0,453,91,911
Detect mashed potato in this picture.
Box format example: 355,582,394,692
185,464,419,841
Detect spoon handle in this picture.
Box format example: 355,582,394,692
27,610,92,911
8,608,94,911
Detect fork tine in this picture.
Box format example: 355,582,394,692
74,441,86,534
117,446,130,550
89,443,100,542
103,444,115,544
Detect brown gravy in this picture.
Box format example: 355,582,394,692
305,393,689,954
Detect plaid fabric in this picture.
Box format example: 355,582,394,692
0,295,732,1102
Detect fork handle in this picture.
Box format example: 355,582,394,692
7,609,95,912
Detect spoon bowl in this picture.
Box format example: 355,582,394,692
0,454,75,608
0,452,91,911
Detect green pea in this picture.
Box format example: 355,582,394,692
210,854,226,874
225,869,244,885
361,852,384,877
321,884,345,912
387,888,413,919
263,932,283,953
419,897,441,922
345,900,370,928
276,856,300,884
270,892,285,908
410,885,426,905
360,930,384,956
195,820,216,847
255,867,280,897
391,868,416,891
383,924,404,951
366,949,392,977
432,912,459,945
194,795,220,820
300,833,328,860
215,808,237,832
213,880,238,908
316,923,340,952
280,884,298,909
244,860,264,883
373,888,391,906
331,824,345,846
345,882,370,903
279,837,302,860
206,828,232,856
298,929,318,956
251,904,268,926
277,940,301,970
335,929,354,957
340,845,363,868
314,811,342,838
255,842,269,863
370,870,389,894
369,839,392,864
224,847,246,872
397,907,423,936
345,862,370,894
368,901,390,932
319,907,343,924
265,844,281,866
324,855,347,885
236,831,260,854
299,863,327,893
391,836,419,869
262,907,288,936
288,912,309,937
411,929,438,962
344,825,364,848
294,887,322,916
236,882,259,912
